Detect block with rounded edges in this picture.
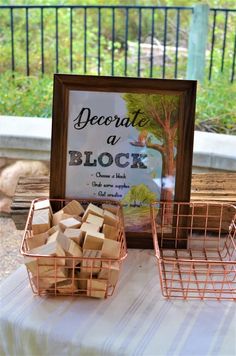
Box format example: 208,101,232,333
32,208,51,235
59,217,81,231
83,231,105,250
82,203,104,222
101,238,121,259
87,279,107,298
86,213,104,228
102,224,118,241
62,200,85,216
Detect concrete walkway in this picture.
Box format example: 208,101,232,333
0,115,236,171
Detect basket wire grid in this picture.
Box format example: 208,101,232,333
151,201,236,300
21,198,127,298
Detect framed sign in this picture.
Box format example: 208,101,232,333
50,75,197,248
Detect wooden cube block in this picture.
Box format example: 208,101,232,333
64,228,84,246
86,213,104,229
66,240,83,267
24,241,66,275
101,238,121,259
32,267,68,290
80,222,100,237
59,217,81,231
102,204,119,214
77,271,89,291
47,231,70,252
47,225,60,236
54,278,78,294
103,210,119,227
26,232,48,250
81,249,102,274
83,231,105,250
32,209,51,235
52,210,72,226
63,200,84,216
34,199,52,215
87,279,107,299
98,261,120,286
82,203,104,222
102,224,118,241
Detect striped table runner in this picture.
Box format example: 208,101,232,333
0,250,235,356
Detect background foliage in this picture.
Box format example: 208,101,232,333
0,0,235,134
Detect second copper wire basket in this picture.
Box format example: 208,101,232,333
151,201,236,300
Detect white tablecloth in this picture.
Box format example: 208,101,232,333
0,250,235,356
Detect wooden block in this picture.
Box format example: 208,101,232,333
102,224,118,241
66,240,83,267
102,203,119,214
24,257,53,276
27,239,66,268
86,213,104,228
80,222,100,237
77,271,89,291
83,231,105,250
34,199,52,215
32,267,68,290
26,232,48,250
63,200,85,216
47,230,70,252
82,203,104,222
103,210,119,227
87,279,107,299
64,228,84,246
98,261,120,286
54,278,78,294
52,210,72,226
24,243,66,275
81,249,102,274
47,225,60,236
101,238,121,259
32,209,51,234
59,217,81,231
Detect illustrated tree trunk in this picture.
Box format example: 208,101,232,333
160,137,175,202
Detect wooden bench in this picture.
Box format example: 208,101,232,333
11,173,236,230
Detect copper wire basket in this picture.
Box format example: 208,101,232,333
151,201,236,300
21,198,127,298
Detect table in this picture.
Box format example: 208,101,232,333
0,250,235,356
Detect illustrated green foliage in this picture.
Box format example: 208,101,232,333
122,183,156,205
124,93,179,141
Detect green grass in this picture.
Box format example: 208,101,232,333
0,70,235,135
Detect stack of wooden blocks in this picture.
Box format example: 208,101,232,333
23,199,123,298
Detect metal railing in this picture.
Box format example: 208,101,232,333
0,5,235,82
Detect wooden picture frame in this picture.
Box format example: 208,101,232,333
50,74,197,248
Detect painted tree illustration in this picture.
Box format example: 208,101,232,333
124,93,179,202
122,184,156,207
